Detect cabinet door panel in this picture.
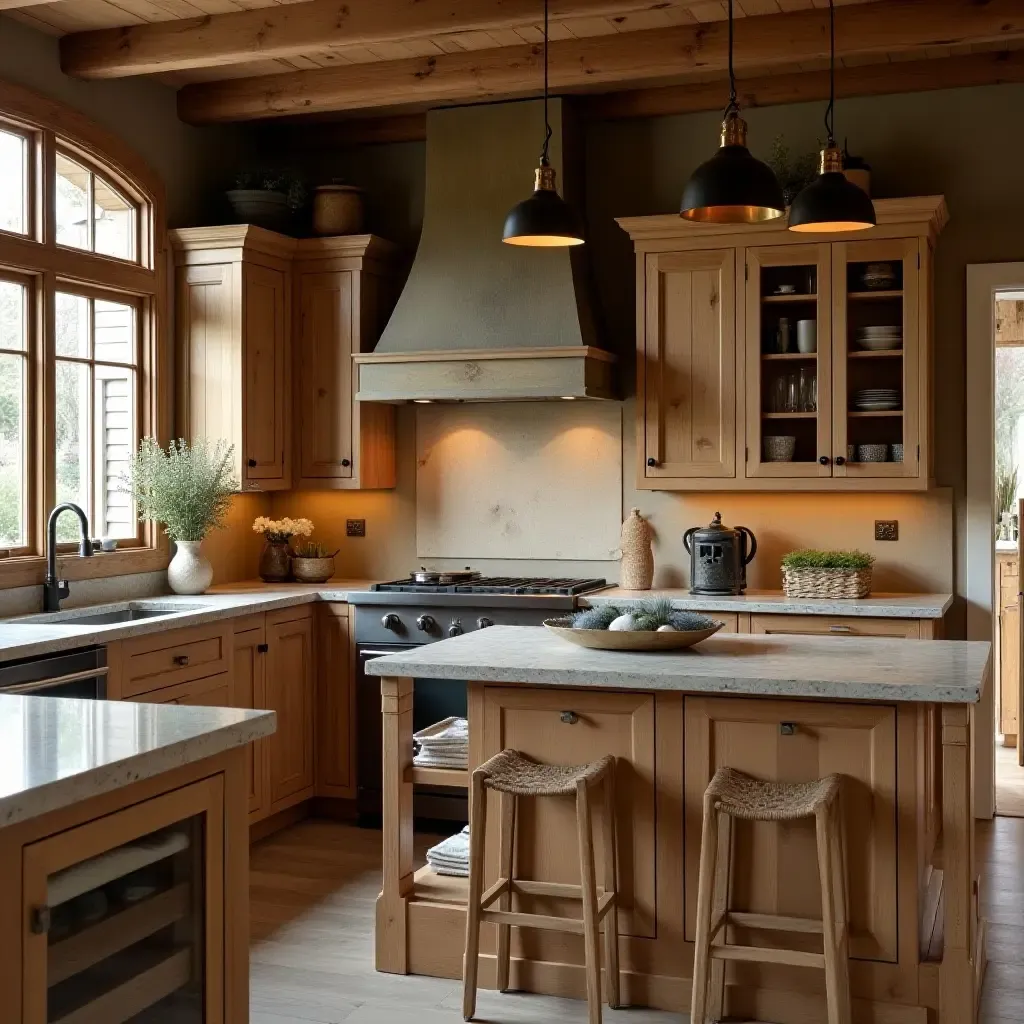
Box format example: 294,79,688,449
644,249,736,480
684,695,898,963
234,624,268,818
125,672,232,706
316,604,353,797
266,613,315,807
480,686,655,937
297,270,354,480
744,243,833,479
243,263,288,483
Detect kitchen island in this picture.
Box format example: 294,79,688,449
0,693,273,1023
368,626,990,1024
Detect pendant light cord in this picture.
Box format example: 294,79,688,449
824,0,835,145
540,0,552,166
725,0,738,117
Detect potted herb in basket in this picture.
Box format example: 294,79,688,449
123,437,238,595
226,171,304,233
781,549,875,600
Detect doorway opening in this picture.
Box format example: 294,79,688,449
994,292,1024,816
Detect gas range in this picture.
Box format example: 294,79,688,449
349,574,611,644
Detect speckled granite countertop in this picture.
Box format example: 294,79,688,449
365,626,989,704
0,694,274,828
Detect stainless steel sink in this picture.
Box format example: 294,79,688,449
15,601,209,626
63,607,180,625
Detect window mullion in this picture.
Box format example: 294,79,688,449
38,272,56,556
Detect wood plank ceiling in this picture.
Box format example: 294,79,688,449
4,0,1024,129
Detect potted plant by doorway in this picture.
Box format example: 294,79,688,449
123,437,238,595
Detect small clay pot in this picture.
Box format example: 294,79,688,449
259,540,292,583
312,184,365,236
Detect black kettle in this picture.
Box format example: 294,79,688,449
683,512,757,596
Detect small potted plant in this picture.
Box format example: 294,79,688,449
781,549,875,600
123,437,238,595
252,516,313,582
226,171,304,233
291,539,339,584
768,135,819,206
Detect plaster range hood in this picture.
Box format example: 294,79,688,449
354,100,616,403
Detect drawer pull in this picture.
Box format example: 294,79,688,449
257,643,269,653
560,711,579,725
780,722,797,736
173,655,190,666
828,625,854,633
30,906,50,935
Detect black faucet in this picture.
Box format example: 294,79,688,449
43,503,93,612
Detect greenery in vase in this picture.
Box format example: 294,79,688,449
122,437,237,542
293,540,338,559
781,549,875,570
768,135,818,204
252,516,313,545
997,465,1019,522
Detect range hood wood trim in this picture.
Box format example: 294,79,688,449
354,346,617,402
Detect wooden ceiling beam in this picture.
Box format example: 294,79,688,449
175,0,1024,123
60,0,695,80
0,0,64,7
303,49,1024,146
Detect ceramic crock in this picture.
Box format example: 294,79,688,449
259,540,292,583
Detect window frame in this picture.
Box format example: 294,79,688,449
0,79,167,589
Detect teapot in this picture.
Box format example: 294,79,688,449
682,512,757,596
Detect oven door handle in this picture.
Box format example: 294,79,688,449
0,665,109,694
359,649,412,659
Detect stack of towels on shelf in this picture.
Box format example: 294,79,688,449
413,716,469,770
426,825,470,877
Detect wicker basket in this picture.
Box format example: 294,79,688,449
782,565,872,599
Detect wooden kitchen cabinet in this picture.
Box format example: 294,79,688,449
998,549,1020,745
264,607,316,810
315,603,353,798
684,695,898,963
293,236,398,490
619,196,947,492
748,613,925,639
233,617,268,820
125,672,232,707
171,225,292,492
476,685,656,937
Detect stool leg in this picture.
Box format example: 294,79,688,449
707,810,733,1022
690,793,720,1024
463,772,488,1022
830,799,853,1024
815,805,848,1024
495,790,516,994
576,778,602,1024
601,765,621,1009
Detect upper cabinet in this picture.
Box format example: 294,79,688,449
170,227,398,493
620,196,947,492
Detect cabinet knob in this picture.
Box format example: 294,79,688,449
247,458,257,468
779,722,797,736
341,458,351,467
834,456,846,466
647,457,657,468
30,905,51,935
819,455,830,466
560,710,579,725
173,654,189,666
257,642,269,653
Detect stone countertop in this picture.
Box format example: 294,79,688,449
0,580,378,665
583,589,953,619
0,694,274,828
997,540,1019,554
365,625,990,704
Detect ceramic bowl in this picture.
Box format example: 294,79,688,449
862,263,897,290
856,443,889,463
543,619,724,651
890,443,904,463
857,334,902,352
763,435,796,462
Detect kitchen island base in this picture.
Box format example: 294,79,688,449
377,664,986,1024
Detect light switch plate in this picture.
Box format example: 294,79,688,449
346,519,366,537
875,520,898,541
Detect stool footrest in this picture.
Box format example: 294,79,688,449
726,911,825,935
481,908,584,935
478,878,617,928
710,943,826,969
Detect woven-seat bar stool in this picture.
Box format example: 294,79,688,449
462,748,621,1024
691,767,852,1024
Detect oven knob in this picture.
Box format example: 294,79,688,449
447,620,464,638
477,617,494,629
416,614,436,633
381,613,401,632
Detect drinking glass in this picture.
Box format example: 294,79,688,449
772,375,787,413
799,367,816,412
786,373,799,413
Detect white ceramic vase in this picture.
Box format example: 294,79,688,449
167,539,213,595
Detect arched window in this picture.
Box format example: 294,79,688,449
0,80,166,585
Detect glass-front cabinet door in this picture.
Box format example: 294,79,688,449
744,244,832,479
22,779,224,1024
831,237,922,481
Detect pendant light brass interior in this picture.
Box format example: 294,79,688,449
788,0,875,233
502,0,584,247
680,0,785,224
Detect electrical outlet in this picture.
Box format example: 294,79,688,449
346,519,366,538
875,520,898,542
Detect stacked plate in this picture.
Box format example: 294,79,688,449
852,388,901,412
855,325,902,351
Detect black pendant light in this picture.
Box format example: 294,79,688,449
680,0,785,224
788,0,875,232
502,0,584,247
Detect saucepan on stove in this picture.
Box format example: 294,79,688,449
411,567,480,586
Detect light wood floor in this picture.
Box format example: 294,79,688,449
250,817,1023,1024
996,743,1024,818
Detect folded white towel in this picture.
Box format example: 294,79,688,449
426,826,471,878
415,717,468,746
414,752,469,768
